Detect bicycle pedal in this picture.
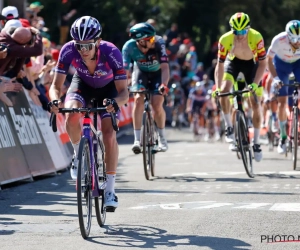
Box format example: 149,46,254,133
105,206,116,212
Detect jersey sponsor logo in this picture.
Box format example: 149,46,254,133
160,44,168,57
76,68,90,74
109,52,123,69
95,69,108,76
257,39,264,50
55,68,65,74
115,75,126,80
137,60,159,66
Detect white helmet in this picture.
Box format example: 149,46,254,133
285,20,300,43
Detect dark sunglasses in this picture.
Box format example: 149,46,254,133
74,42,96,51
232,29,248,36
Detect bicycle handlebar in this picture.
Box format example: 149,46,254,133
49,107,119,132
280,82,300,88
215,88,258,109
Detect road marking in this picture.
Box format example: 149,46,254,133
130,202,300,211
171,171,300,177
269,203,300,211
193,203,233,209
233,203,271,209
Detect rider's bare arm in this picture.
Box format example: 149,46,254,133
161,63,170,85
49,72,67,101
215,61,224,89
266,55,277,79
253,58,267,84
114,79,129,107
125,70,132,86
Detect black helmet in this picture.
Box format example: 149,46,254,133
129,22,156,40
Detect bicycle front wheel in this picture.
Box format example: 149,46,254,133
77,138,93,239
142,112,151,180
236,112,254,178
95,135,106,227
151,120,157,177
293,107,299,170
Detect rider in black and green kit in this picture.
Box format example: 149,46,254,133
122,22,170,154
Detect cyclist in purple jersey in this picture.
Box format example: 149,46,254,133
49,16,128,209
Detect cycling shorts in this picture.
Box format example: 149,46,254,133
273,55,300,97
131,64,162,95
65,73,119,120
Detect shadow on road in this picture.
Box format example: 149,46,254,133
152,176,258,183
87,224,252,250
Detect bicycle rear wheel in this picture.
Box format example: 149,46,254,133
142,112,152,180
293,107,298,170
236,112,254,178
77,138,92,239
95,135,106,227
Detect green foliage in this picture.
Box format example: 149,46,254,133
24,0,300,61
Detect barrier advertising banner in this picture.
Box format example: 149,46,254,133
6,92,56,176
0,100,32,185
24,91,70,171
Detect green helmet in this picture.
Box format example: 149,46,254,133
229,12,251,31
129,22,156,40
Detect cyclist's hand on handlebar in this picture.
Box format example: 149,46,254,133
158,83,169,95
247,82,258,92
271,76,282,89
212,88,221,98
47,100,63,114
103,98,120,113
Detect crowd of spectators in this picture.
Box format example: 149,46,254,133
0,2,74,110
0,2,218,113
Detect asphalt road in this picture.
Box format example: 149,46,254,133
1,128,300,250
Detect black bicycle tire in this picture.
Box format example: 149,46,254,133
142,112,151,180
95,136,106,227
293,107,298,170
237,112,254,178
77,137,92,239
151,118,156,177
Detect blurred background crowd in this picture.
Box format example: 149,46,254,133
0,0,299,126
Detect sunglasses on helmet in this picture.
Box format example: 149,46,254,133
232,29,248,36
74,42,96,51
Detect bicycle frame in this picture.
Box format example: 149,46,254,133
82,112,103,198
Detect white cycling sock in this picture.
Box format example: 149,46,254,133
254,128,260,144
223,113,233,128
106,174,116,194
157,128,166,139
134,129,141,142
72,143,79,158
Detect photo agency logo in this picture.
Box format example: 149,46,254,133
261,235,300,243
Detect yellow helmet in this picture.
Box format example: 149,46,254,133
229,12,251,31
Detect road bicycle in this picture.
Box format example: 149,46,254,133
49,99,118,239
216,88,257,178
130,84,159,180
280,82,300,170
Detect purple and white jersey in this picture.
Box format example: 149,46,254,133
55,40,127,88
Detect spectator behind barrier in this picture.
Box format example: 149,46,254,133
1,6,19,28
0,76,23,106
0,26,43,76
